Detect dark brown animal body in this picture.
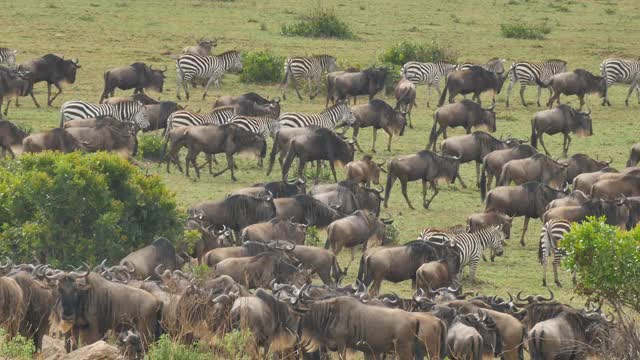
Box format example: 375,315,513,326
273,194,344,229
64,116,138,156
499,153,569,188
394,77,417,128
119,237,181,280
591,174,640,200
326,67,388,107
287,244,345,286
143,102,183,133
428,100,496,151
415,258,460,292
0,270,25,339
467,211,513,240
350,99,406,152
101,93,160,105
267,126,317,176
214,252,300,289
544,69,607,110
325,210,390,264
0,119,28,158
531,105,593,156
214,92,270,108
9,271,54,351
543,197,630,229
240,218,307,244
311,181,382,216
480,144,538,199
572,167,619,194
438,66,505,106
202,242,273,268
18,54,81,107
99,63,166,103
0,67,34,117
344,154,385,187
22,128,80,153
627,143,640,167
230,179,306,198
559,153,611,184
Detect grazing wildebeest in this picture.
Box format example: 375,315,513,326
428,100,496,151
22,128,80,154
273,194,344,229
438,66,505,106
499,153,569,189
266,126,317,176
591,175,640,200
17,54,80,107
325,210,392,265
467,211,513,240
118,237,181,280
485,181,568,246
230,98,281,117
350,99,407,152
344,154,386,187
65,116,138,157
230,179,306,198
572,167,620,194
559,153,612,184
281,127,355,183
0,67,34,118
384,150,460,210
99,63,166,103
326,67,388,107
240,218,307,245
626,143,640,167
0,119,28,158
543,69,607,110
394,77,417,128
214,92,270,108
480,143,538,199
442,131,523,188
531,105,593,156
182,38,217,56
0,260,25,339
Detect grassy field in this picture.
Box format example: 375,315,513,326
3,0,640,309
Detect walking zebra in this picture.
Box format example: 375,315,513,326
0,48,18,69
539,219,574,287
600,58,640,106
278,101,355,129
175,51,243,100
457,58,506,74
400,61,457,107
450,225,505,283
59,100,150,129
504,59,567,107
282,55,338,100
166,106,236,131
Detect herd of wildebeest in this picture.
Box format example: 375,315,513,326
0,38,639,359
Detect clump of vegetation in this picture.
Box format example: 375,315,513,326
217,330,253,359
305,225,322,246
147,335,210,360
281,5,354,39
240,50,284,84
0,329,35,360
500,22,551,40
378,40,459,66
138,133,165,161
384,223,400,245
0,152,182,267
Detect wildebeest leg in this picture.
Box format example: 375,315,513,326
476,162,481,188
4,144,16,159
400,178,415,210
371,128,377,153
46,83,52,106
297,157,307,182
27,89,40,108
578,94,585,111
538,131,551,156
422,179,428,204
329,160,338,183
546,91,559,108
315,160,322,184
384,175,396,208
520,217,530,247
424,180,439,209
625,81,639,106
562,134,572,157
228,154,237,181
535,85,543,107
185,151,192,177
48,82,63,106
386,130,393,152
352,126,364,152
505,78,514,107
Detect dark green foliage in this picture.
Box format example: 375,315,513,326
500,22,552,39
384,223,400,245
147,335,210,360
240,51,285,84
378,40,458,66
305,225,321,246
138,134,165,161
0,152,182,267
281,6,354,39
0,329,34,360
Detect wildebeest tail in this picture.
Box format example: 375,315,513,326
428,112,439,149
437,75,449,107
438,320,447,360
324,225,331,249
529,329,543,360
480,161,488,201
267,130,281,176
518,326,526,360
281,144,297,181
330,255,344,285
356,254,370,285
413,321,425,360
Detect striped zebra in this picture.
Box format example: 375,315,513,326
504,59,568,107
278,101,355,129
230,115,279,138
600,58,640,106
400,61,457,107
0,48,18,69
450,225,505,283
166,106,236,131
539,219,574,287
418,224,466,242
282,55,338,100
59,100,150,129
175,51,243,101
457,58,506,74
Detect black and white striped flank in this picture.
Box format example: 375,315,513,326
457,58,506,74
600,58,640,106
175,51,243,100
451,225,505,282
0,48,18,69
505,59,567,107
282,55,338,100
418,225,465,242
166,106,236,131
278,102,355,129
60,100,150,129
230,115,279,137
400,61,457,107
538,219,572,287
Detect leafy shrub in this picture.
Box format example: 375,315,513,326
378,40,458,66
305,225,321,246
217,330,252,359
0,329,35,360
147,334,210,360
0,152,182,267
281,6,354,39
138,134,165,161
500,22,551,40
240,51,285,84
384,223,400,245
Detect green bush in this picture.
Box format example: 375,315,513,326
281,6,354,39
218,330,252,359
0,329,35,360
378,40,458,66
239,51,284,84
0,152,182,267
138,133,165,161
384,223,400,245
305,225,321,246
147,334,210,360
500,22,551,40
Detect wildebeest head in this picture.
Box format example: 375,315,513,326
482,104,497,132
62,57,81,84
574,69,607,97
47,266,91,326
573,108,593,137
198,38,218,52
147,64,167,93
364,67,388,94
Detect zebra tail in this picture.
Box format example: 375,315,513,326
428,112,439,149
59,110,65,128
437,75,449,106
480,162,488,201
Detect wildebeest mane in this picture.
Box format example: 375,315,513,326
242,241,271,256
255,289,294,331
404,240,439,260
150,237,177,262
229,124,266,156
223,194,276,231
294,194,340,227
475,132,504,156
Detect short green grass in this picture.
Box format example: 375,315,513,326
3,0,640,314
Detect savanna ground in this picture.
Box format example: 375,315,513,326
3,0,640,339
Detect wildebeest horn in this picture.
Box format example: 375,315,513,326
412,288,425,303
155,264,165,277
212,294,232,305
540,289,554,302
448,286,460,294
0,257,13,272
427,284,437,297
377,160,386,167
586,108,592,115
487,104,495,111
516,290,535,303
173,270,191,279
73,58,79,65
605,156,613,165
122,261,136,273
375,186,384,194
69,263,91,280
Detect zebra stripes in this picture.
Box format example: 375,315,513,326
166,106,236,131
418,225,465,242
539,219,573,287
59,100,150,129
450,225,505,282
457,58,506,74
230,115,279,137
505,59,567,107
0,48,18,69
600,58,640,106
282,55,338,100
278,102,355,129
175,51,243,100
400,61,457,107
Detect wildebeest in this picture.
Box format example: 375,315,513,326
438,66,505,106
394,77,417,128
559,153,612,184
531,105,593,156
186,214,234,259
326,67,388,107
214,92,270,108
279,242,346,286
344,154,386,187
273,194,344,229
350,99,407,152
591,174,640,200
99,63,166,103
485,181,569,246
214,252,303,289
442,132,523,188
266,126,317,176
118,237,181,280
64,116,138,157
231,179,306,199
627,143,640,167
415,246,461,291
480,143,538,199
281,127,355,183
22,128,80,154
467,211,513,240
0,67,34,118
201,241,276,268
499,153,569,189
143,101,183,133
384,150,461,210
240,218,307,245
17,54,81,107
572,167,620,194
325,210,392,264
428,100,496,151
311,180,383,216
9,269,54,351
543,196,630,229
0,119,28,158
182,38,217,56
545,190,590,210
0,261,25,339
543,69,607,110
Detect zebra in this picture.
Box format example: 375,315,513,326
457,58,506,74
230,115,279,138
282,55,338,100
418,224,466,242
539,219,574,287
59,100,150,129
504,59,568,107
175,51,243,101
278,101,355,129
0,48,18,69
449,225,505,283
400,61,457,107
600,58,640,106
166,105,236,131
